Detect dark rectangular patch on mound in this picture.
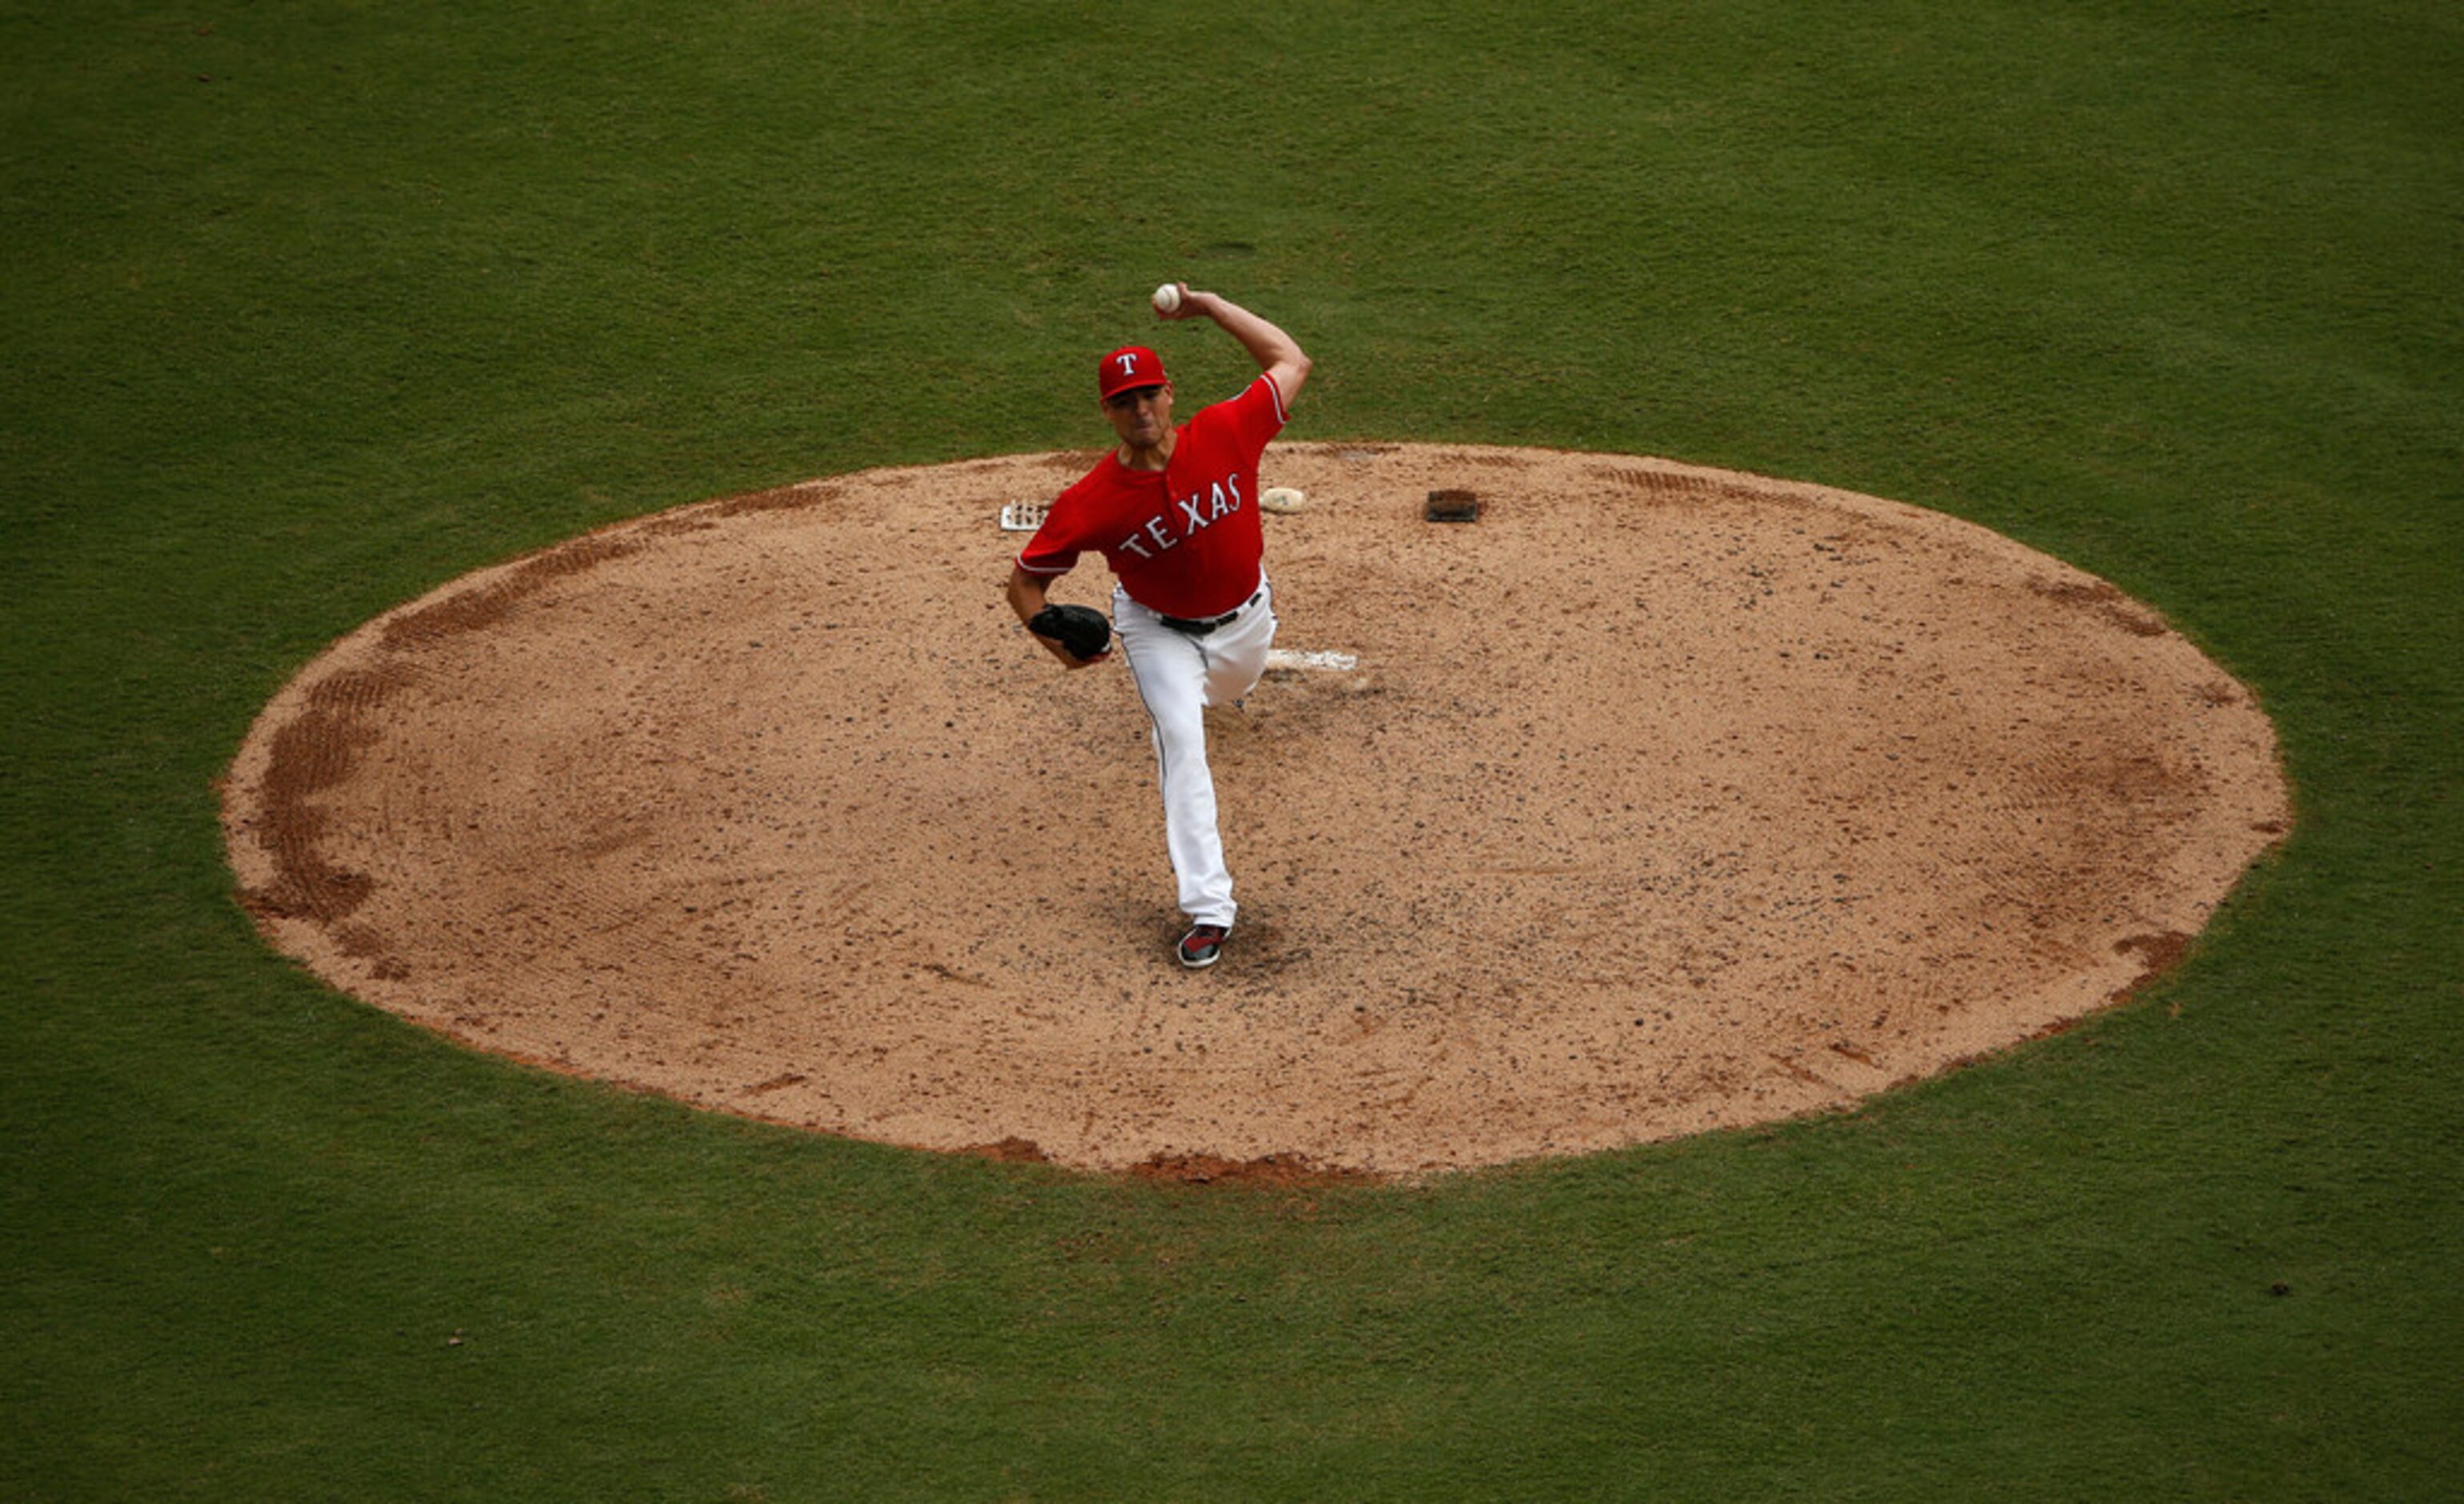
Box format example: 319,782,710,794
1425,489,1480,522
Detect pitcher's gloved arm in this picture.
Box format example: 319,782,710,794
1007,565,1107,669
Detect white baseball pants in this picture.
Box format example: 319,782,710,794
1113,578,1278,930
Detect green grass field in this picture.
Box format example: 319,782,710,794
6,0,2459,1497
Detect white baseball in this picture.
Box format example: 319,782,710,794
1152,282,1183,315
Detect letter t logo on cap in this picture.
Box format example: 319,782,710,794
1099,345,1168,399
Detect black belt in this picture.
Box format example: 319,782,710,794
1156,588,1264,636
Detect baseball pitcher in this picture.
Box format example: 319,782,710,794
1005,286,1313,968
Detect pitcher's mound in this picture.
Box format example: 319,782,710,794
221,444,2289,1176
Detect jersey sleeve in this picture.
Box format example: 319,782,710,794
1228,372,1291,455
1015,484,1088,577
1015,527,1079,577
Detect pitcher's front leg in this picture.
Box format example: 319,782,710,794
1145,691,1234,927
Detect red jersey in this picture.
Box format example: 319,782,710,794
1015,373,1289,619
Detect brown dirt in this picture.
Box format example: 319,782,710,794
219,444,2290,1177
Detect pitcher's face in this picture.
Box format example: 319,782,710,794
1103,383,1173,451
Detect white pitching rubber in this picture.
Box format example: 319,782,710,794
1265,648,1358,672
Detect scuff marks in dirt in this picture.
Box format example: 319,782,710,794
235,666,404,925
1129,1152,1379,1188
2112,931,2195,1003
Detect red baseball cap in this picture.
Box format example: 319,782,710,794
1098,344,1169,400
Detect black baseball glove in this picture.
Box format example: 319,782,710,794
1028,603,1112,662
